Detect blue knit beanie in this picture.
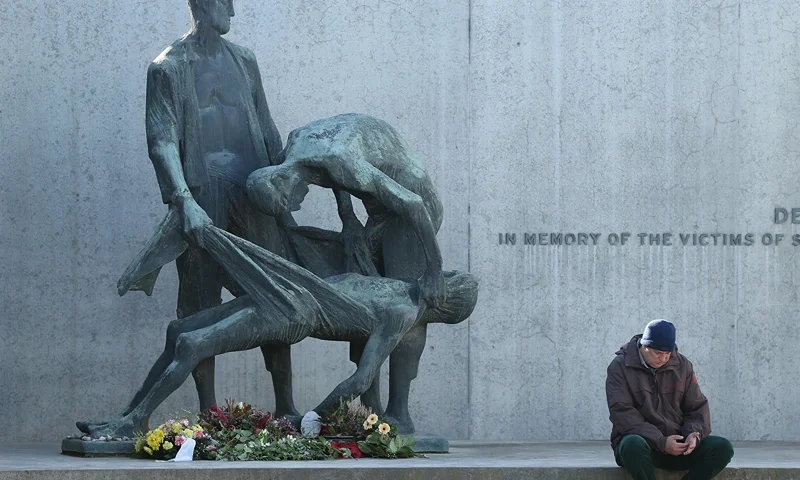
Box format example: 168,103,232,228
641,319,675,352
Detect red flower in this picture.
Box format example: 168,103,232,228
209,406,229,425
255,414,273,429
331,441,363,459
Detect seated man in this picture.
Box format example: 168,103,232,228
605,319,734,480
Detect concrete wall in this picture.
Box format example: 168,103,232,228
469,0,800,441
0,0,798,442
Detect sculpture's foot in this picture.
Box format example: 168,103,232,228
79,416,141,439
385,413,414,435
283,414,303,431
76,420,92,434
275,405,301,418
76,417,118,434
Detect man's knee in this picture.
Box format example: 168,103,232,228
352,366,381,393
175,333,204,361
704,435,734,461
618,435,651,458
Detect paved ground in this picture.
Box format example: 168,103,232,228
0,441,797,479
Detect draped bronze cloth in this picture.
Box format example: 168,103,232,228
118,209,372,333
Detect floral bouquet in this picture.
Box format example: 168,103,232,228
134,418,213,460
320,400,418,459
321,399,374,438
198,399,296,438
356,414,417,459
197,399,338,461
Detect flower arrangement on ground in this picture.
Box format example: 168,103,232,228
321,399,418,459
132,399,419,461
197,399,339,461
134,418,213,460
198,398,296,438
321,399,374,438
357,414,417,458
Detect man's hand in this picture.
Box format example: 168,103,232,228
173,193,212,248
683,432,701,455
418,269,446,308
664,435,689,456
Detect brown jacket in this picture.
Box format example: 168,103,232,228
606,335,711,454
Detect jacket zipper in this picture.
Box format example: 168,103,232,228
653,372,659,410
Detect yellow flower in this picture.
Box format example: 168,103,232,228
134,438,145,453
171,423,182,434
192,425,203,432
363,420,373,430
146,429,165,450
163,441,174,451
143,446,153,455
366,414,378,425
378,423,390,435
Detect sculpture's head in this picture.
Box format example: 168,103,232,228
189,0,235,35
422,271,479,325
246,165,310,217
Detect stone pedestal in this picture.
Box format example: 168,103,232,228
410,433,449,453
61,438,136,457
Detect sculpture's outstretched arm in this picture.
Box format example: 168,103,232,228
334,190,379,276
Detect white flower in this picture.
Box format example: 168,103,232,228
366,414,379,425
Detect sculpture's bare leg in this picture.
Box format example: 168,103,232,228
176,243,226,411
379,216,428,433
385,323,427,434
350,340,384,415
313,307,416,415
77,298,246,434
83,301,281,439
193,358,217,411
260,342,300,417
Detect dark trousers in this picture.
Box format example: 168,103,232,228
616,434,734,480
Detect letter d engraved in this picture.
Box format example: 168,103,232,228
775,207,788,224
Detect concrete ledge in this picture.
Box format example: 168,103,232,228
1,441,797,479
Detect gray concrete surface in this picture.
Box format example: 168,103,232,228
2,0,800,444
1,441,799,479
